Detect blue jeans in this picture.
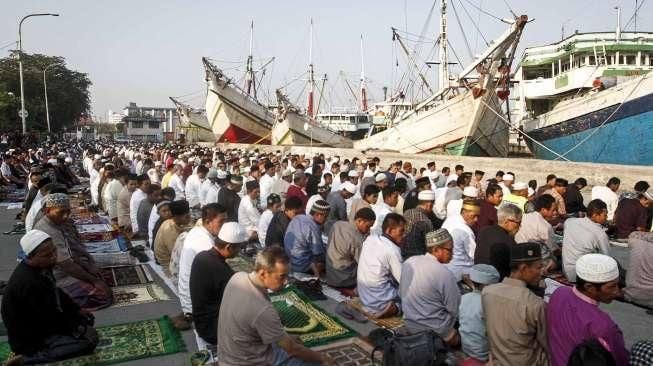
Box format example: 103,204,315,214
271,344,321,366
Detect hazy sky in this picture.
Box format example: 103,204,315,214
2,0,648,119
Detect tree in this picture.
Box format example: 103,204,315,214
0,52,92,132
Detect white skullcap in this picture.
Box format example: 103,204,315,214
463,186,478,198
503,173,514,181
64,157,73,163
217,222,248,244
363,170,374,178
348,170,359,178
528,187,535,197
47,158,58,165
418,190,436,201
375,173,387,182
282,169,293,177
155,161,162,166
217,171,228,179
94,154,101,159
58,152,66,157
361,158,368,164
20,230,51,257
576,254,619,283
513,182,528,190
341,182,357,194
238,158,246,164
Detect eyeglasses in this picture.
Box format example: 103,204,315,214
508,219,522,225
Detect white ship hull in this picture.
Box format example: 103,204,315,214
203,58,275,144
272,111,353,148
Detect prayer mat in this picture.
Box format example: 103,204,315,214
347,297,404,330
112,284,171,307
270,286,357,347
311,338,380,365
100,264,153,287
77,223,113,234
80,231,116,243
225,255,254,273
92,252,139,267
0,317,186,365
85,239,122,254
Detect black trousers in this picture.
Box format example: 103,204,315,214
23,333,97,365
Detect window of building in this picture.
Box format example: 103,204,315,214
148,121,159,129
621,54,637,65
131,121,143,129
588,55,596,65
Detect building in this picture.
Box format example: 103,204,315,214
121,102,179,142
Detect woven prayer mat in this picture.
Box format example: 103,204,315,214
0,316,185,365
80,231,116,243
271,286,357,347
347,297,404,330
112,284,171,307
100,264,153,287
85,239,122,254
311,337,380,365
77,223,113,234
225,255,254,273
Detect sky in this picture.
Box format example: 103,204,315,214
1,0,649,120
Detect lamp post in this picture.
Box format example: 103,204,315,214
18,13,59,134
43,63,56,133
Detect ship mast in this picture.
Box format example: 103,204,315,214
360,34,368,111
438,0,449,91
245,20,256,98
307,18,316,119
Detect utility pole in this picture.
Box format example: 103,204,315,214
18,13,59,134
43,63,56,133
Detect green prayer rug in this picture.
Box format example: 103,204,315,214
270,286,357,347
0,316,185,365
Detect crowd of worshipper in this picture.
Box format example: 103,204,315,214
0,141,652,366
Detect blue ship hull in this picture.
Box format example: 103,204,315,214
526,92,653,166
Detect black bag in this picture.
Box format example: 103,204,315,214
370,328,447,366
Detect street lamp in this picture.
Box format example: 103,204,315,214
18,13,59,135
43,63,56,133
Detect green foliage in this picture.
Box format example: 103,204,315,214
0,51,92,132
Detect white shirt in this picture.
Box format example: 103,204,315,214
185,174,204,208
259,174,277,210
129,188,147,231
178,226,215,314
446,173,459,184
275,179,290,200
434,187,448,220
25,193,43,231
591,186,619,221
498,182,511,198
562,217,611,281
371,202,393,236
169,174,186,200
148,208,159,247
199,179,216,207
103,179,123,219
446,199,463,219
258,209,274,247
204,184,221,206
441,214,476,281
89,168,100,206
357,234,403,314
238,195,260,237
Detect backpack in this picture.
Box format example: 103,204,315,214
369,328,448,366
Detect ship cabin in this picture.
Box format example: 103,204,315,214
315,111,371,139
514,32,653,116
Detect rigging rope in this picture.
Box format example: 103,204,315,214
624,0,647,30
460,0,503,21
450,0,475,61
457,0,489,47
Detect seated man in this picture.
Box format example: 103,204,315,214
283,200,330,276
614,190,652,239
442,200,480,281
547,254,628,366
325,207,376,288
515,194,559,271
1,230,98,364
325,181,357,234
348,184,380,224
357,213,406,318
217,247,332,365
400,229,461,347
562,199,611,282
624,231,653,308
154,200,192,275
265,196,302,248
459,264,500,363
190,222,247,347
34,193,112,311
258,193,282,248
402,190,436,259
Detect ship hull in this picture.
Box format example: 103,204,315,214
523,73,653,166
204,64,275,144
354,91,510,157
272,111,353,148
